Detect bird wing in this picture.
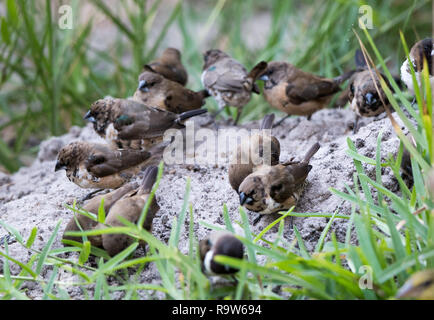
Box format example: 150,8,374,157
164,86,204,112
203,59,247,92
285,78,340,104
116,107,177,140
86,147,151,177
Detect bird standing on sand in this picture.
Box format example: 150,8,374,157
84,97,207,150
259,61,354,126
132,71,209,114
238,142,320,224
55,141,162,190
228,113,280,193
201,49,267,124
101,166,160,256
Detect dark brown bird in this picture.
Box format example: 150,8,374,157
84,97,207,150
54,141,161,189
228,114,280,193
102,166,160,256
201,49,267,124
144,48,188,86
348,50,397,133
238,142,320,217
132,71,209,114
400,38,433,95
199,231,244,275
62,182,138,247
259,61,354,126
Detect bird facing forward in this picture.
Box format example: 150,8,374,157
144,47,188,86
55,141,161,189
228,113,280,193
238,142,320,216
259,61,354,125
201,49,267,124
199,231,244,275
132,71,209,114
84,97,207,150
347,49,399,133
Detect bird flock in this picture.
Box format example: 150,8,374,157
55,38,433,277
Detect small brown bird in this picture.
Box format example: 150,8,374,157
144,48,188,86
228,114,280,193
396,269,434,300
62,182,138,247
199,231,244,275
201,49,267,124
84,97,207,150
348,50,396,133
102,166,160,256
400,38,433,95
132,71,209,114
55,141,161,189
238,142,320,222
259,61,354,126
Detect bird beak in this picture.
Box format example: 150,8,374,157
54,161,66,172
259,74,269,81
239,192,254,205
138,80,149,92
239,192,247,205
83,110,96,123
365,92,376,105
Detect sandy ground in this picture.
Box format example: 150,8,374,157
0,106,407,299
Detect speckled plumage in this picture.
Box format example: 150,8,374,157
85,97,206,150
55,141,161,189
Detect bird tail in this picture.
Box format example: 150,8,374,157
247,61,268,81
333,70,357,85
197,89,211,100
138,166,159,194
260,113,275,130
302,142,320,163
354,49,368,69
178,109,208,123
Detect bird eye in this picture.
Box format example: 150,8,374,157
421,279,433,288
350,83,354,94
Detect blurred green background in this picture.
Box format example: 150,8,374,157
0,0,432,172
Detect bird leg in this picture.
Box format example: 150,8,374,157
252,214,264,225
353,115,360,134
233,108,242,125
272,115,290,128
81,189,105,202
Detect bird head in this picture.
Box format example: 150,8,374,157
55,141,87,172
137,71,164,93
259,61,288,87
202,49,228,70
85,98,116,136
238,174,267,212
200,232,244,275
